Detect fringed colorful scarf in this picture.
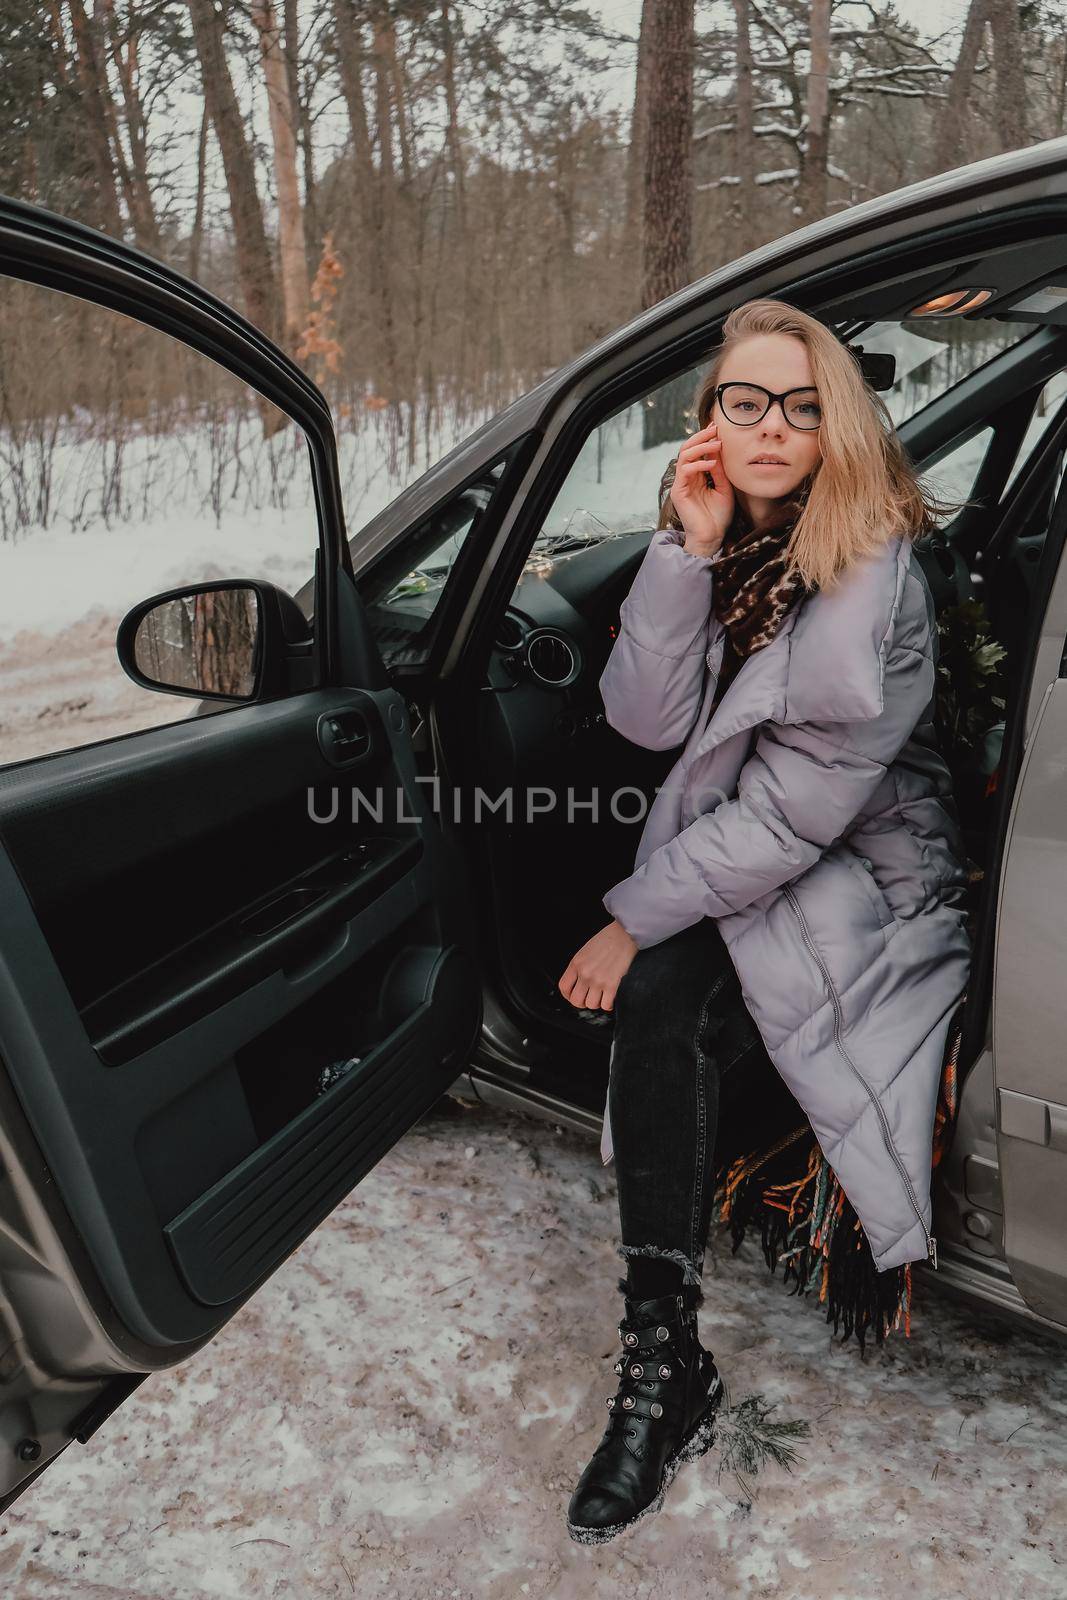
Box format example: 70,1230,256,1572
710,990,969,1355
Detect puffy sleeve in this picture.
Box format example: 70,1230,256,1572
602,619,936,949
598,527,721,751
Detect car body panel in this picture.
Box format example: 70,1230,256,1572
992,515,1067,1325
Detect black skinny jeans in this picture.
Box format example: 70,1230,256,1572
607,915,792,1299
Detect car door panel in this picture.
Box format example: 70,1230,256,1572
0,681,479,1348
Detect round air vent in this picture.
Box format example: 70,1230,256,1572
495,611,526,652
525,628,581,688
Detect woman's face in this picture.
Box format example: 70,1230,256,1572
711,333,823,513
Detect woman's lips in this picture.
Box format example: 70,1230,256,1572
749,460,788,469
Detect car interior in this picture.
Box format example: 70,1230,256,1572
360,257,1067,1212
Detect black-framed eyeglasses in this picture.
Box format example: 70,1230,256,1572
714,383,822,430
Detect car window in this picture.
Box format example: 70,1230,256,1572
917,425,995,505
0,276,321,767
1004,368,1067,492
357,451,519,671
531,362,710,563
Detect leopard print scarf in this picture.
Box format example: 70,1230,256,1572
711,492,812,659
659,465,814,697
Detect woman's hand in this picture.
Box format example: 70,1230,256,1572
668,420,734,554
558,919,638,1012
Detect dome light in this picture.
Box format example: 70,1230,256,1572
908,288,994,317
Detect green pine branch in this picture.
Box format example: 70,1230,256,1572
713,1391,811,1495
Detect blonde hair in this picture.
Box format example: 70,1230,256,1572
657,297,971,593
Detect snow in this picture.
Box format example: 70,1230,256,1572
0,408,498,642
0,508,309,640
3,1090,1065,1597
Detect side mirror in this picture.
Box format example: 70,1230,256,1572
116,579,314,702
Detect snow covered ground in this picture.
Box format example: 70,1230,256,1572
3,1088,1066,1600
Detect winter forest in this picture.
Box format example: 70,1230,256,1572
0,0,1060,759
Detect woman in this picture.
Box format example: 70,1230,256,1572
559,298,973,1545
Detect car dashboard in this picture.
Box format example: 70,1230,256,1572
481,529,656,755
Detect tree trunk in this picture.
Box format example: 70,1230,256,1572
1054,33,1067,138
989,0,1027,152
642,0,695,448
251,0,310,353
384,14,413,190
642,0,694,310
385,13,420,430
437,0,468,403
187,0,278,341
624,1,652,287
333,0,399,413
798,0,831,225
332,0,375,226
937,0,990,171
284,0,319,266
98,0,162,253
731,0,756,252
66,0,124,235
439,0,467,233
370,0,403,466
189,103,209,280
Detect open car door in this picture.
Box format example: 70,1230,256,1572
0,199,483,1510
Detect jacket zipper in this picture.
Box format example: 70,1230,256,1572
781,883,938,1269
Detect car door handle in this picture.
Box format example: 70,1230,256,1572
238,885,330,939
998,1086,1067,1152
317,707,373,766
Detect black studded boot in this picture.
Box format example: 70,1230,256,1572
566,1280,725,1545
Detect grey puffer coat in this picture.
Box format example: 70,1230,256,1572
597,524,973,1272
